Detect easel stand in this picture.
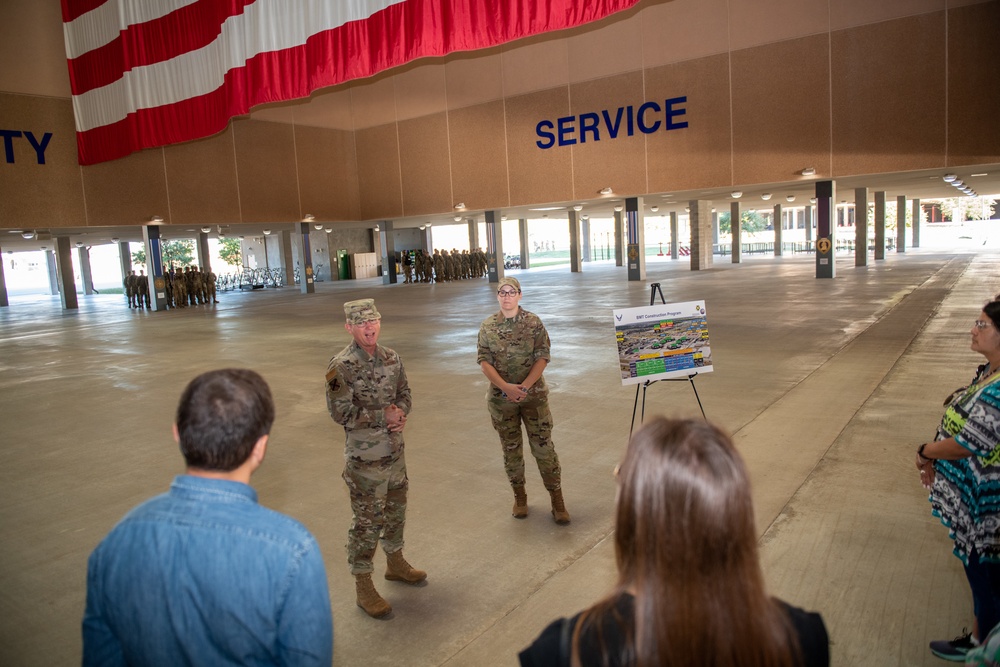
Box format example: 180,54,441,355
629,283,708,436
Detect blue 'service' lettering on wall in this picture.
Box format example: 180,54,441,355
1,130,53,164
535,97,687,149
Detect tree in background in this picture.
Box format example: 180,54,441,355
130,240,195,269
218,237,243,267
939,197,996,223
718,210,768,235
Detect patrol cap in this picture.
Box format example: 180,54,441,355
497,277,521,292
344,298,381,324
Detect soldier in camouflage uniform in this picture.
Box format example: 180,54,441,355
477,277,570,524
326,298,426,618
172,267,187,307
433,249,444,283
136,270,150,309
124,271,137,308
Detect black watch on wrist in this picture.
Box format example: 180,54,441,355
918,443,934,460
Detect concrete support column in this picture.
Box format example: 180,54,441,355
321,231,338,281
45,250,58,295
730,202,742,264
485,210,503,284
298,223,315,294
280,230,295,286
141,224,166,311
117,241,131,280
625,197,645,280
379,220,397,285
422,226,434,253
54,236,78,309
196,232,211,272
712,211,719,247
77,245,95,295
874,191,886,260
816,180,836,279
896,196,907,253
669,211,679,260
519,219,530,269
804,205,813,243
613,209,624,266
581,217,591,262
568,211,582,273
468,219,480,252
689,200,713,270
855,188,869,266
773,204,783,257
0,242,9,307
912,199,922,248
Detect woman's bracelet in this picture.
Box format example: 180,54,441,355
917,443,935,464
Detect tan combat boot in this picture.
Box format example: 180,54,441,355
355,573,392,618
512,485,528,518
549,488,571,524
385,550,427,584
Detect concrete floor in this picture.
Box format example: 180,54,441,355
1,249,997,666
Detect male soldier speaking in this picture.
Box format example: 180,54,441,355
326,298,426,618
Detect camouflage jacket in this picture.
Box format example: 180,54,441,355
477,307,550,399
326,341,411,462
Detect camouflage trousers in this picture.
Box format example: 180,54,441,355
342,454,408,575
487,394,561,490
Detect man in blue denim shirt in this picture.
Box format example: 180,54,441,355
82,369,333,666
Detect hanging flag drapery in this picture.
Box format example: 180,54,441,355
61,0,641,165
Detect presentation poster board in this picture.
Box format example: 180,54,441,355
614,300,713,385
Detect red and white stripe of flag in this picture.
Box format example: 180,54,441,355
62,0,640,165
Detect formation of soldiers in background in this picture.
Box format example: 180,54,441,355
123,265,217,309
401,248,488,284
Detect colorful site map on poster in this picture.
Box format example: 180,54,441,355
613,301,713,385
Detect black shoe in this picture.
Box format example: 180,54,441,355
930,629,977,661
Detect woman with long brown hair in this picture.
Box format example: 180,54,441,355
519,417,829,667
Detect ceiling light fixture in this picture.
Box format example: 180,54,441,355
573,205,583,211
614,205,623,212
581,214,589,220
263,229,271,235
76,241,84,247
600,187,613,195
971,173,988,177
454,202,466,210
454,215,462,222
111,237,120,243
324,227,332,234
21,230,34,239
810,197,817,204
731,191,742,198
650,206,659,213
201,226,211,234
500,215,507,221
761,193,772,201
801,167,816,176
303,214,315,222
786,195,796,202
419,226,426,230
150,215,164,223
313,224,323,230
942,174,957,183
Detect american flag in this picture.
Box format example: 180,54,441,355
62,0,640,165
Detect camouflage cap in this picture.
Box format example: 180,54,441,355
344,298,381,324
497,277,521,292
